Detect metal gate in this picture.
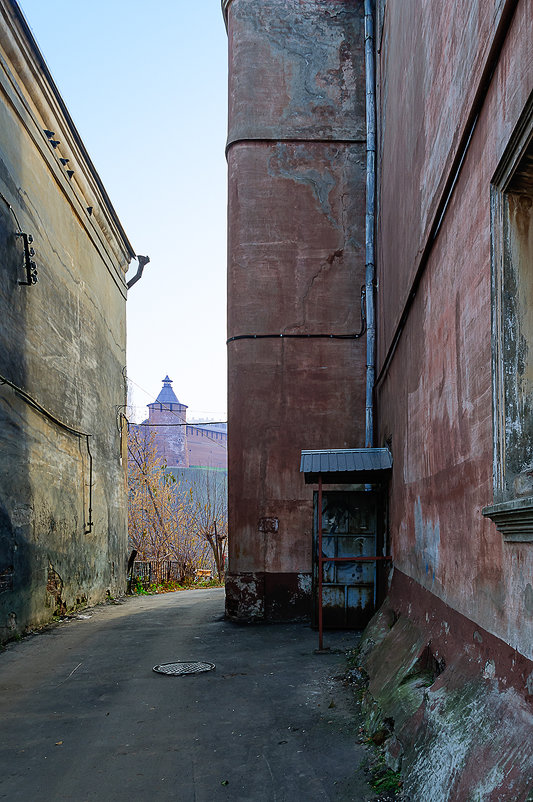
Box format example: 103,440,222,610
313,490,379,629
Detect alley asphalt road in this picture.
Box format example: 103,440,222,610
0,589,372,802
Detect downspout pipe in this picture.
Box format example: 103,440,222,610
127,255,150,290
364,0,376,449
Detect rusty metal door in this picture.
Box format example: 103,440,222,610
313,491,378,629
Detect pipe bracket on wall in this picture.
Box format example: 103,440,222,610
0,191,38,285
16,231,38,285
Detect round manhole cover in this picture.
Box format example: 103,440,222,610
152,661,216,676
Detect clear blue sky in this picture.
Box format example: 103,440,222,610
18,0,228,422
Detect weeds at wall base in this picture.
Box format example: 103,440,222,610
345,648,405,801
129,577,224,595
368,755,403,796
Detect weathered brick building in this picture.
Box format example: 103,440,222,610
0,0,135,639
136,375,227,470
223,0,532,796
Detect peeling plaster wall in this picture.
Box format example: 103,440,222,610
225,0,367,620
0,4,130,641
376,0,533,658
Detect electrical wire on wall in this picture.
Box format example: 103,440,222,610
0,373,93,533
128,421,227,427
0,190,23,230
226,285,367,344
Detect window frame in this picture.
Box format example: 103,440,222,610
483,94,533,542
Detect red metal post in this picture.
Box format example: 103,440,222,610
318,475,323,651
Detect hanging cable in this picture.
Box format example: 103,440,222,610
124,415,228,452
123,372,228,427
0,372,93,532
131,421,227,427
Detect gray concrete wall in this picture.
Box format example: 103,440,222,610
0,1,132,640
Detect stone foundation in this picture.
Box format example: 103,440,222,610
225,572,312,622
357,571,533,801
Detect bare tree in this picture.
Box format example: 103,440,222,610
127,426,210,582
186,469,228,581
128,423,227,584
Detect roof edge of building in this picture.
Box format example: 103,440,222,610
5,0,136,264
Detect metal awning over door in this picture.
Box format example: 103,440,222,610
300,448,393,485
300,448,393,649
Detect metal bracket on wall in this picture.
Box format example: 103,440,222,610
0,191,38,285
16,231,38,285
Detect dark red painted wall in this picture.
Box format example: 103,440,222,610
376,0,533,658
225,0,367,619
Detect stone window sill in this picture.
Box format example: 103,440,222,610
482,497,533,542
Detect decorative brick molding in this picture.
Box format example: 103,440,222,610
482,496,533,542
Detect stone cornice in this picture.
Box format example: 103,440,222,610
482,497,533,542
0,1,135,280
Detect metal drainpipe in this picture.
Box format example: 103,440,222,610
364,0,376,449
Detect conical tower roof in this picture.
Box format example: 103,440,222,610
149,376,187,408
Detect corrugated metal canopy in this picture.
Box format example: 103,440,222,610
300,448,392,484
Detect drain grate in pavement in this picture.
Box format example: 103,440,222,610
152,661,216,676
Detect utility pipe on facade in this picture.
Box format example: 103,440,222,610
364,0,376,449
